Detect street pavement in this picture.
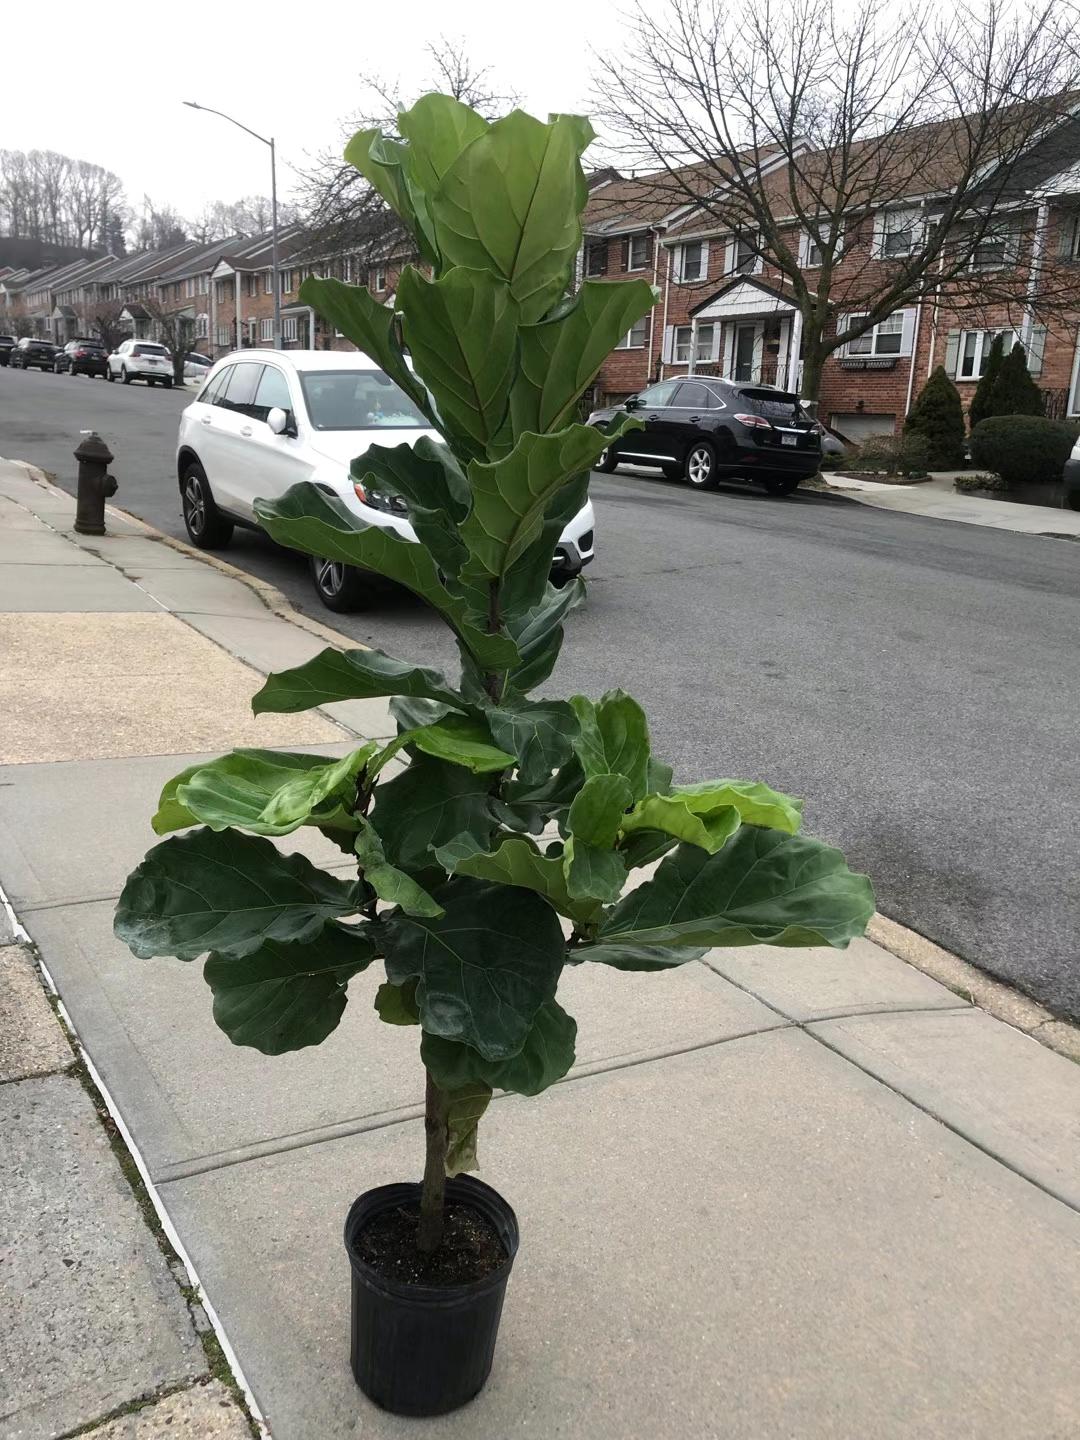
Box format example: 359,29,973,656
2,458,1079,1440
2,365,1079,1020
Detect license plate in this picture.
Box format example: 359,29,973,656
781,433,798,446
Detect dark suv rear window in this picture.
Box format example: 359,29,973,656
133,344,167,357
736,388,807,421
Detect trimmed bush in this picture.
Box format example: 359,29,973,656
904,365,965,467
954,472,1008,493
968,415,1078,486
848,431,931,477
968,333,1005,430
985,342,1044,417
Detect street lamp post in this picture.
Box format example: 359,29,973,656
183,101,281,349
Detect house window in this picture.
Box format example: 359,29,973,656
585,241,606,277
803,226,831,267
215,281,228,305
969,222,1019,271
264,272,273,295
677,241,705,282
246,274,259,298
372,267,387,292
880,208,921,258
215,326,231,346
185,278,195,298
615,317,648,349
627,233,649,270
673,325,693,363
279,270,293,295
198,275,209,295
195,313,208,338
845,312,906,356
283,316,299,342
731,237,755,275
957,329,1017,379
694,323,716,361
260,318,274,341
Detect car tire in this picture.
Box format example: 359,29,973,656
595,445,619,473
121,367,131,384
662,465,683,481
106,367,114,381
309,555,369,612
163,377,173,389
53,361,62,374
181,462,234,549
683,441,718,490
1064,488,1080,512
763,476,800,497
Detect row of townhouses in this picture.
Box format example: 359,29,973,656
5,104,1080,441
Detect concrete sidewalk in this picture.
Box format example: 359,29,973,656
822,470,1080,537
2,456,1080,1439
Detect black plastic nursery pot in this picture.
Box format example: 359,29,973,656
344,1174,520,1416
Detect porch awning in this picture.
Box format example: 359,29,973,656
690,277,796,322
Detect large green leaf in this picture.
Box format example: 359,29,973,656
297,276,430,407
504,578,585,693
435,833,599,925
392,714,516,774
114,829,358,961
571,940,709,971
374,978,420,1025
343,129,424,250
396,93,490,193
460,426,610,581
570,690,651,800
621,795,741,855
672,780,803,834
486,698,578,785
380,879,566,1059
155,746,374,838
594,829,875,953
369,756,498,869
431,109,594,322
511,279,658,434
397,267,517,456
565,837,627,904
423,998,577,1097
445,1082,492,1176
203,923,377,1054
350,438,469,581
354,819,443,917
252,485,518,671
253,645,465,717
566,773,633,847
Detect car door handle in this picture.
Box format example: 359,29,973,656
240,425,253,437
200,415,212,426
688,415,702,423
646,412,661,420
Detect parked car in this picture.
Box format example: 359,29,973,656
107,339,173,387
1062,434,1080,511
588,377,822,496
9,337,60,371
54,339,109,378
0,335,16,366
176,350,596,611
183,351,212,381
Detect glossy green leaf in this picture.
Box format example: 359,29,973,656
114,829,358,961
159,746,374,838
504,578,585,693
369,756,498,869
203,923,377,1054
621,795,741,855
435,833,599,925
350,438,469,579
354,820,444,917
380,879,566,1059
423,998,577,1097
565,837,627,903
431,109,594,322
672,780,803,834
397,93,490,192
460,425,611,580
253,645,464,717
374,979,420,1025
572,941,710,971
511,279,658,433
398,267,517,456
252,485,519,671
445,1081,492,1176
566,773,634,848
152,761,202,834
405,714,516,773
486,698,578,785
619,827,678,871
595,829,876,953
343,129,423,245
297,276,429,407
570,690,651,800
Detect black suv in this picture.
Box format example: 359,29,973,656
0,335,16,367
589,377,821,496
54,339,109,378
10,337,59,371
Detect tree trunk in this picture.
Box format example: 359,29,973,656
416,1070,449,1253
800,343,825,412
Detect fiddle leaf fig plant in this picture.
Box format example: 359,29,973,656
114,94,875,1252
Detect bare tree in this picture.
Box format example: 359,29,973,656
81,297,129,353
142,293,193,384
134,197,187,251
593,0,1080,403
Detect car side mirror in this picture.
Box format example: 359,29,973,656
267,406,295,437
624,396,642,411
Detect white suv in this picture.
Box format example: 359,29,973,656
175,350,596,612
107,339,174,387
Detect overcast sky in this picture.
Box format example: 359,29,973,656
4,1,616,223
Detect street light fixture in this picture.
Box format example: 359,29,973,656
183,100,281,349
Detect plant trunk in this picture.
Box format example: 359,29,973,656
800,344,824,414
417,1070,449,1253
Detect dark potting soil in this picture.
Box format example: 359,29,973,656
353,1201,508,1287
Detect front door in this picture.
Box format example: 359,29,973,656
759,319,783,386
733,323,758,382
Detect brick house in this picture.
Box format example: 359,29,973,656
583,116,1080,440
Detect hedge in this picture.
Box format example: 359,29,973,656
968,415,1078,487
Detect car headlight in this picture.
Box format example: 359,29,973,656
353,480,408,514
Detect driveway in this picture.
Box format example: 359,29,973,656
3,364,1078,1019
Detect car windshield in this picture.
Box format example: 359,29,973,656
299,369,428,431
133,344,168,356
736,388,808,421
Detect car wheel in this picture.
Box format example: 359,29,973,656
309,555,369,612
684,441,718,490
106,367,114,382
1064,488,1080,512
163,377,173,389
121,366,131,384
53,361,62,374
763,476,800,497
595,445,619,473
181,462,234,549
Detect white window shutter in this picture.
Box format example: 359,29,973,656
944,330,961,377
700,240,710,278
1027,325,1046,376
871,212,885,257
754,235,764,274
724,237,735,274
900,309,917,356
836,313,851,355
661,325,674,363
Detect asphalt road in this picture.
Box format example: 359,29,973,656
3,364,1078,1019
